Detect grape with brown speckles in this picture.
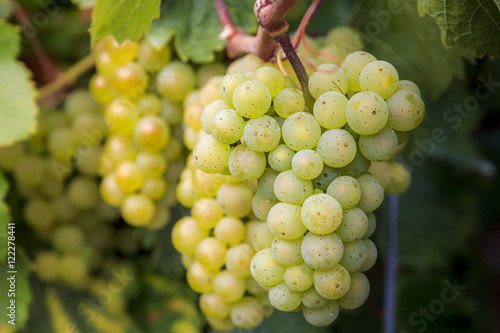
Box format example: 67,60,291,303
359,125,398,162
274,169,313,205
302,231,344,270
359,60,399,99
335,207,369,242
326,176,362,210
356,173,384,213
282,112,322,151
316,129,357,168
301,193,343,234
338,239,367,272
284,262,314,292
192,135,231,174
267,202,307,240
313,264,351,299
303,300,340,326
228,144,266,182
309,63,348,99
268,282,302,311
338,272,370,309
386,89,425,131
346,91,388,135
250,248,286,286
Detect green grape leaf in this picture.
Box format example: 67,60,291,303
0,21,20,63
350,0,473,98
225,0,258,33
149,1,225,64
0,251,32,328
90,0,161,43
0,61,38,146
418,0,500,58
72,0,94,9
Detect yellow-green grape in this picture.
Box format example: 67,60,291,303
184,103,204,131
255,66,284,97
252,192,276,222
284,262,314,292
336,207,369,242
228,144,267,182
250,248,286,286
312,165,341,191
313,264,351,299
268,144,294,173
338,272,370,309
384,161,412,195
176,177,202,208
112,62,147,98
308,64,348,99
58,254,89,288
192,168,223,197
243,115,281,153
364,212,377,239
172,217,209,255
24,198,55,230
135,152,166,179
257,168,279,201
269,282,301,312
47,127,75,162
157,61,197,102
104,98,140,136
161,99,183,126
137,93,161,115
210,109,245,144
282,112,321,151
340,51,377,92
100,173,126,207
51,196,77,221
341,150,371,178
267,202,307,240
199,293,232,320
359,60,399,99
181,254,196,270
359,125,398,162
291,149,324,180
339,240,367,273
52,225,85,253
316,129,357,168
396,79,421,96
196,237,227,271
146,206,171,231
246,276,268,296
206,316,235,332
197,62,226,86
141,178,166,200
104,134,135,166
225,243,256,278
233,80,272,119
103,37,138,64
200,100,231,134
360,239,378,271
245,220,261,245
216,183,253,218
301,286,328,309
252,222,274,251
67,176,99,211
273,88,305,118
313,92,348,129
214,217,246,247
326,176,361,210
71,112,101,142
386,90,425,131
89,73,115,104
219,73,248,106
193,135,231,174
0,143,23,171
274,169,313,205
95,50,118,78
200,75,224,106
133,116,170,152
327,26,363,51
357,173,384,213
114,161,144,193
191,198,223,229
214,270,246,303
64,89,99,117
137,40,171,72
301,231,344,270
33,252,59,282
301,193,343,234
271,236,303,266
303,300,340,326
230,297,265,329
121,194,155,226
346,91,389,136
187,261,217,293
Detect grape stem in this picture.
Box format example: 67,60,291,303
384,195,399,333
37,54,95,101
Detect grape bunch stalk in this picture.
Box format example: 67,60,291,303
189,40,424,327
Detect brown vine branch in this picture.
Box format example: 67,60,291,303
37,54,95,100
13,5,57,84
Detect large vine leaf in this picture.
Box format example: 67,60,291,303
148,1,225,64
90,0,161,43
350,0,473,98
418,0,500,58
0,21,19,66
0,61,38,146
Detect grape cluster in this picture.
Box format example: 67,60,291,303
91,36,190,228
189,47,424,326
0,89,127,288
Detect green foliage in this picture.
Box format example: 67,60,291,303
90,0,160,43
0,172,9,261
72,0,94,9
418,0,500,58
0,251,32,329
350,0,473,98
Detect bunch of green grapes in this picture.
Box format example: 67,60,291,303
91,36,193,228
172,71,279,331
189,46,424,326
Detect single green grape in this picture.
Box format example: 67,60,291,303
243,115,281,152
157,61,197,102
282,112,321,151
228,144,267,182
308,63,348,99
346,91,388,135
359,60,399,99
316,129,357,168
291,149,324,180
273,88,305,118
301,193,343,234
313,92,348,129
233,80,272,119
